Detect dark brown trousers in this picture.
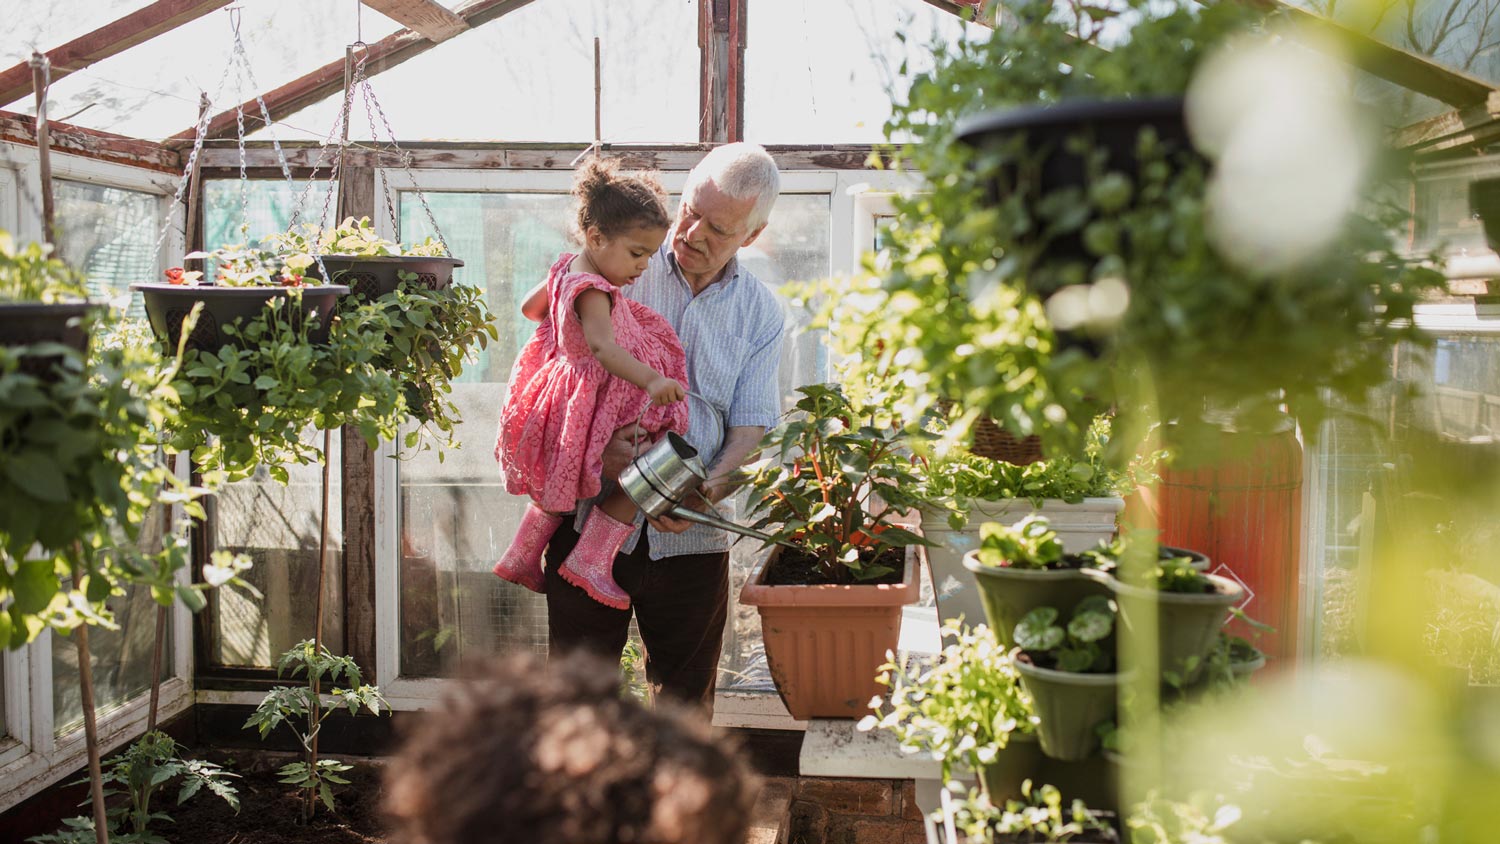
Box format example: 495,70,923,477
544,516,729,711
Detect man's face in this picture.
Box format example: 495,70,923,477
671,178,762,279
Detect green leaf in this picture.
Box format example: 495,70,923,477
5,451,70,502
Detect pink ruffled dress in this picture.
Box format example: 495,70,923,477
496,254,690,513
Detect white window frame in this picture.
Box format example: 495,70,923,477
0,142,193,812
365,166,913,727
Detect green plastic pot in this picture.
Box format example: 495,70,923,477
1111,572,1244,684
1013,652,1121,762
963,551,1110,648
977,731,1045,802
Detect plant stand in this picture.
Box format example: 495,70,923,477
740,546,920,719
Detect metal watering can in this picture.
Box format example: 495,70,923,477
618,391,795,549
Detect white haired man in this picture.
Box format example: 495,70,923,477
543,143,784,711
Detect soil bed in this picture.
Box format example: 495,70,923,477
764,546,904,586
170,751,387,844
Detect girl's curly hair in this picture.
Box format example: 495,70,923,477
383,650,757,844
573,157,671,239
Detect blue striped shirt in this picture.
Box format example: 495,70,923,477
575,244,785,560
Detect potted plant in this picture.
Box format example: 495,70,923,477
282,217,496,452
862,620,1043,801
1085,541,1242,686
918,416,1129,630
1012,598,1122,761
0,229,94,377
860,0,1445,465
739,383,929,719
960,516,1114,649
131,241,348,353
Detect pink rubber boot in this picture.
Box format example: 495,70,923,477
492,504,562,593
559,510,634,610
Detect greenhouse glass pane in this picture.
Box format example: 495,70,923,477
262,0,698,143
51,179,161,302
1310,334,1500,681
5,1,154,69
394,187,831,692
9,2,403,139
202,178,332,250
53,583,167,736
745,0,987,143
209,437,343,669
1414,170,1489,258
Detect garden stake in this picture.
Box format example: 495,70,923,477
72,548,110,844
29,52,55,247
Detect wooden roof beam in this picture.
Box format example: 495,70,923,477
1235,0,1496,108
0,0,231,108
920,0,995,28
174,0,535,143
359,0,470,42
1394,91,1500,153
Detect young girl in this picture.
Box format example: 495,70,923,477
493,159,689,610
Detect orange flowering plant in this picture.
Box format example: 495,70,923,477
743,383,930,584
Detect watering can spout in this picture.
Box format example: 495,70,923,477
618,391,798,550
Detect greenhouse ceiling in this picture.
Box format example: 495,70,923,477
0,0,1498,153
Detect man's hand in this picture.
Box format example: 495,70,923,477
646,479,727,534
600,421,649,482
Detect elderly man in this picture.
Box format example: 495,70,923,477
543,143,784,711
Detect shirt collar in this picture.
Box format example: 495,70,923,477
664,244,741,294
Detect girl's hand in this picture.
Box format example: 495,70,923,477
647,377,686,406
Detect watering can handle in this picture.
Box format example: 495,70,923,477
627,388,723,459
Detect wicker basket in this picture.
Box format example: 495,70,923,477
937,400,1045,465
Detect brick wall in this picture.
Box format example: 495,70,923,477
785,777,927,844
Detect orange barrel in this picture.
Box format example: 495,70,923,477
1150,427,1303,664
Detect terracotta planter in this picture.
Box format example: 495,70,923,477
1014,652,1122,761
739,545,919,720
1110,572,1244,684
962,552,1111,649
919,498,1122,630
303,255,464,301
131,283,348,352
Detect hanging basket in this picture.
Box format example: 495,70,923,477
304,255,464,301
0,301,98,380
937,399,1046,465
130,283,348,353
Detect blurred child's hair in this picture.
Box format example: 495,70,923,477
573,157,671,240
382,650,758,844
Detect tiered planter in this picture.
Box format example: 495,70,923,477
1013,653,1124,761
131,283,348,352
304,255,464,300
921,497,1123,629
740,546,919,719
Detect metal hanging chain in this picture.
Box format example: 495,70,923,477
228,17,333,282
144,25,240,269
350,58,451,256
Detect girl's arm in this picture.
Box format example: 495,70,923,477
520,281,549,322
576,289,685,405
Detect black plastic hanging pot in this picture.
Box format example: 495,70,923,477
130,283,348,353
303,255,464,301
954,97,1199,270
0,301,97,380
